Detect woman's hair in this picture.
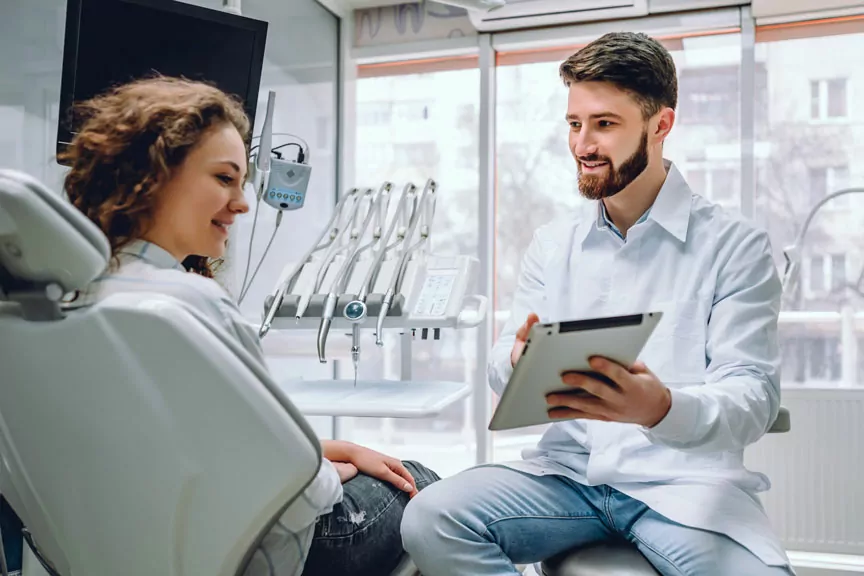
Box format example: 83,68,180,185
59,76,251,277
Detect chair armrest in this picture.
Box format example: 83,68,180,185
768,406,790,433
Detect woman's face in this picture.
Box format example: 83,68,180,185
144,123,249,261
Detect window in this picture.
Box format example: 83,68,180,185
685,166,737,204
810,78,848,120
713,168,736,201
393,142,439,166
392,100,432,123
808,253,848,295
809,165,850,207
678,65,739,128
357,101,392,126
809,255,826,293
356,144,391,172
755,23,864,404
350,64,480,478
832,254,847,292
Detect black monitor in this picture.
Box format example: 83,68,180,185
57,0,268,163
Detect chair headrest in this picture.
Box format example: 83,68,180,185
0,169,110,297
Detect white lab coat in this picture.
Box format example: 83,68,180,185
489,161,789,567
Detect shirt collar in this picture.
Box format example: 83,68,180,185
647,159,692,243
597,200,650,241
580,159,691,245
118,239,186,271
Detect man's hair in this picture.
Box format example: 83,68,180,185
559,32,677,119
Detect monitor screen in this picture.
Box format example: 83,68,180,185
57,0,268,163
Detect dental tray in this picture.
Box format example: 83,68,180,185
275,379,471,418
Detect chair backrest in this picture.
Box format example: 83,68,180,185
0,169,321,576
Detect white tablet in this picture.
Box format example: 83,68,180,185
488,312,663,432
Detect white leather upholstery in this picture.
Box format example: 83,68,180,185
0,169,109,293
541,541,658,576
0,170,322,576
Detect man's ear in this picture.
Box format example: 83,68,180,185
652,107,675,145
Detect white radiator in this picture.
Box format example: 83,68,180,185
745,387,864,555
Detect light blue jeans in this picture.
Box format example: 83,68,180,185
401,465,793,576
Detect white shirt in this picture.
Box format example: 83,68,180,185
489,161,789,567
64,240,342,576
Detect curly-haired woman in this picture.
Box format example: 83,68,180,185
59,76,439,576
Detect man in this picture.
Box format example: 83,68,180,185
401,32,791,576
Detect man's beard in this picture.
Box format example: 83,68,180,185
577,131,649,201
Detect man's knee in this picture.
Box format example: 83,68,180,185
402,479,449,551
401,474,481,554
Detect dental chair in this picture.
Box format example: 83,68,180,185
539,407,792,576
0,169,417,576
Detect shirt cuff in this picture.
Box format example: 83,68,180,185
642,387,702,445
488,353,514,396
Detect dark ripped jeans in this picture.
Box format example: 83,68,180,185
301,460,440,576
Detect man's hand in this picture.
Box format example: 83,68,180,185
545,357,672,428
322,440,418,497
511,313,540,368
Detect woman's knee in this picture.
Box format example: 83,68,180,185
402,460,441,489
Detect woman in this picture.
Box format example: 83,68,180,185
59,76,439,576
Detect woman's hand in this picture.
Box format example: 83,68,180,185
322,440,417,496
332,462,358,484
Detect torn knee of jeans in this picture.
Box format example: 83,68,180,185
337,510,367,525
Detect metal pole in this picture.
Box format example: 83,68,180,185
475,33,496,464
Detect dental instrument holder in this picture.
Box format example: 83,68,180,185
260,179,487,418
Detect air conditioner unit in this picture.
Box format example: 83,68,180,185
467,0,649,32
751,0,864,22
340,0,406,8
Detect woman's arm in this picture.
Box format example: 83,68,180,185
321,440,418,496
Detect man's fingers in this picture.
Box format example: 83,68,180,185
547,407,610,421
545,391,610,418
515,313,541,341
561,372,617,400
630,360,652,374
588,357,631,385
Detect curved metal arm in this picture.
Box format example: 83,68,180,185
258,188,357,338
317,187,386,363
350,181,394,263
312,189,365,293
782,187,864,298
375,179,437,344
356,183,417,302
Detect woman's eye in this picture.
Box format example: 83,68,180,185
217,174,233,184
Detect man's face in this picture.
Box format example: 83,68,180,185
566,81,652,200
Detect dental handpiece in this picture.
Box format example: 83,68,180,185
339,182,416,347
259,189,355,338
295,189,364,321
375,179,436,346
317,188,381,363
343,300,367,387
